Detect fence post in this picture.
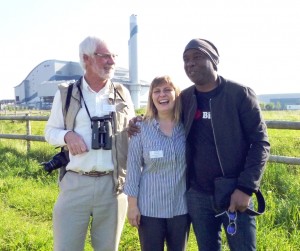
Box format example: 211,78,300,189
26,113,31,152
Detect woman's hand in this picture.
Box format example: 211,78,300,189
127,197,141,228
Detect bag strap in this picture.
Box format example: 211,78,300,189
60,82,74,130
245,189,266,216
55,82,74,181
65,83,74,115
113,82,126,102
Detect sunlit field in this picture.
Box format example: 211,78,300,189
0,110,299,250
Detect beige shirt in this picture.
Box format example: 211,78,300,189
45,78,134,172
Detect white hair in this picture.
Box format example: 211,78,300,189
79,36,106,70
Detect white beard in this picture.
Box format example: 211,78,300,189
96,67,115,80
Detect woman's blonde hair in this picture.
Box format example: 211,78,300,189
144,75,181,123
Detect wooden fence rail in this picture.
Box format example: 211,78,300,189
0,115,299,165
265,121,300,130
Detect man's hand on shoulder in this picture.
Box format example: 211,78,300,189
127,115,143,137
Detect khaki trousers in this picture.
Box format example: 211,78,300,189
53,171,127,251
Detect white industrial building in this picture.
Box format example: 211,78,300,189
14,59,150,109
14,60,81,109
14,14,150,110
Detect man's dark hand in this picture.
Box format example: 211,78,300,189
127,115,143,137
229,189,251,213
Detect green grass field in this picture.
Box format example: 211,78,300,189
0,110,299,250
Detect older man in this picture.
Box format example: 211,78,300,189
45,36,135,251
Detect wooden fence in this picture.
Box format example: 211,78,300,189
0,114,300,165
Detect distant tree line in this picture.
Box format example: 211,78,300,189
260,102,279,110
260,102,292,110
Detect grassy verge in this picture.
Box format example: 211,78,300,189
0,110,299,250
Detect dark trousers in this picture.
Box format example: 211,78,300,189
187,188,256,251
138,214,190,251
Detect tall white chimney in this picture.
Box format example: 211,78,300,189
128,14,141,109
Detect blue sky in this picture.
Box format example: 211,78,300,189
1,0,299,99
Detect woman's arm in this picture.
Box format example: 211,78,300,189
127,196,141,228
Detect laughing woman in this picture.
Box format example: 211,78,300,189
124,75,190,251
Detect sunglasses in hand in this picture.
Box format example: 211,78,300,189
215,210,237,236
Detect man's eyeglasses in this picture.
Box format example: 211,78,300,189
94,53,118,60
215,211,237,236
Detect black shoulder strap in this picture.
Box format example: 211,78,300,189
113,82,126,102
65,83,74,114
61,82,74,131
60,83,73,179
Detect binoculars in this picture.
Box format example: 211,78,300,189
91,115,112,150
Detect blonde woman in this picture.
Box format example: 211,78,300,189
124,76,189,251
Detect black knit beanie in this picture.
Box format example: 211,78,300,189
183,38,219,68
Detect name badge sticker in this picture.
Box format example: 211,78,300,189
149,150,164,159
103,104,116,112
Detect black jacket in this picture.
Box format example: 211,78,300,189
181,76,270,192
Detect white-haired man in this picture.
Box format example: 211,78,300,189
45,36,135,251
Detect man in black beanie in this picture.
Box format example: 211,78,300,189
182,38,270,251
